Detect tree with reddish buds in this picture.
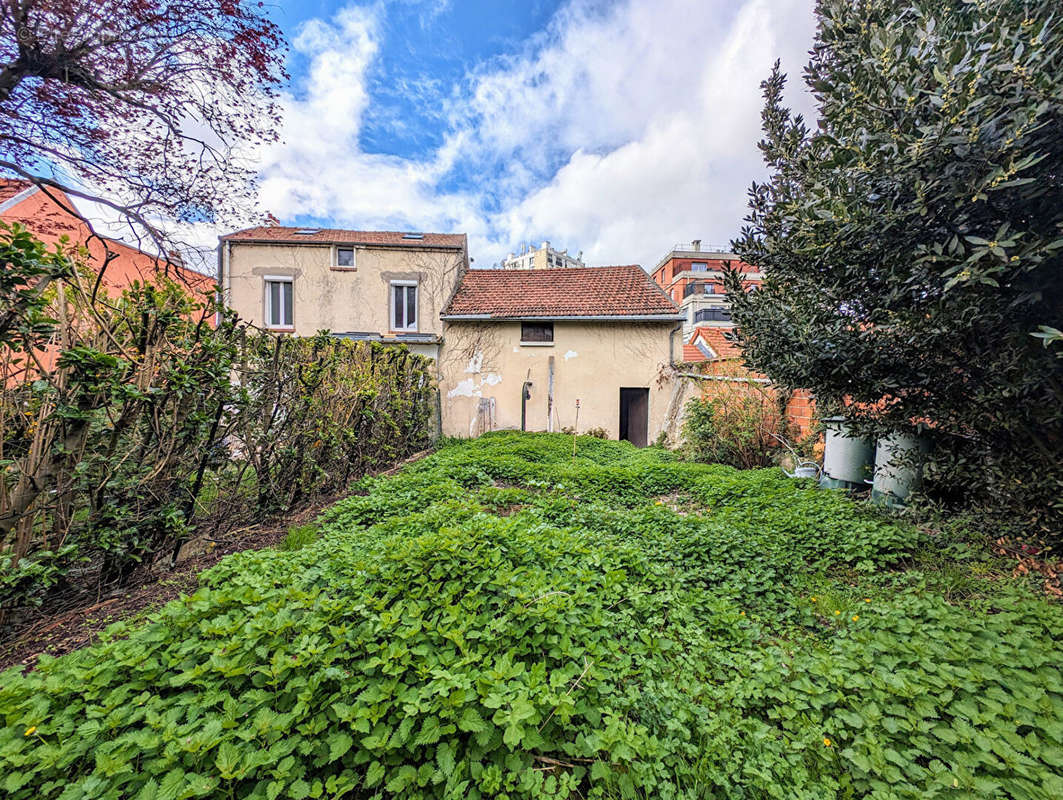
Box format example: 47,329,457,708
0,0,287,265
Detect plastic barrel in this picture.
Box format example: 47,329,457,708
819,416,875,491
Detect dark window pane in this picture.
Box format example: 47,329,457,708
336,247,354,267
521,322,554,342
282,282,293,326
393,285,403,328
406,286,416,328
269,282,280,325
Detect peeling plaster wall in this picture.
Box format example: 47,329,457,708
438,320,676,441
225,242,464,337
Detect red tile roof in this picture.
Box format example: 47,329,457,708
220,226,466,248
443,265,681,319
682,326,742,361
0,179,32,204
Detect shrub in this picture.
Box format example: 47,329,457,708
0,225,435,616
2,433,1059,799
681,390,788,469
728,0,1063,536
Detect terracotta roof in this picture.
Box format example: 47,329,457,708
220,226,466,248
443,265,681,319
682,326,742,361
0,179,32,204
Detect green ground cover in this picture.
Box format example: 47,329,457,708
2,432,1061,799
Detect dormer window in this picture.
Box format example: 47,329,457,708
335,246,355,269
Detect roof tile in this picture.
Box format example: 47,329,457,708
220,226,465,248
444,266,680,318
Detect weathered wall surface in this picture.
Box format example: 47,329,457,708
438,320,677,440
224,242,464,336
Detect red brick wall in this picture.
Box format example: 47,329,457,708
692,360,817,441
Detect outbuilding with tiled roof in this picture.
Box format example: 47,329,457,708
438,265,682,446
442,265,681,320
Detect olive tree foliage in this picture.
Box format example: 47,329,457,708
0,0,286,261
726,0,1063,532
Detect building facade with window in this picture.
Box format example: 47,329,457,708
437,265,683,442
499,240,585,270
218,226,469,358
649,241,764,344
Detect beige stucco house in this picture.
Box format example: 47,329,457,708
218,226,468,358
438,266,683,444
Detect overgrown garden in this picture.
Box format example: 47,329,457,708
1,433,1060,799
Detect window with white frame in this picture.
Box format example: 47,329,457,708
265,277,293,328
335,246,355,268
391,281,417,331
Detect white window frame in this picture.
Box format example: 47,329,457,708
390,280,418,332
264,275,294,329
334,245,356,269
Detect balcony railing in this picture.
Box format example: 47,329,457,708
693,307,733,323
683,282,722,298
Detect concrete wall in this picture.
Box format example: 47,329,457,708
438,320,677,440
224,242,465,336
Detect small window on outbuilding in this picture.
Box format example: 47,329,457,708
521,322,554,344
335,246,355,268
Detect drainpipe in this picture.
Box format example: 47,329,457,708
521,381,533,431
668,321,683,366
547,356,555,433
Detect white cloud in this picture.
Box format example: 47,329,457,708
250,0,816,268
473,0,817,267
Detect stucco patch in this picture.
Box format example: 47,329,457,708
465,352,483,374
483,373,502,386
564,350,578,360
447,378,479,398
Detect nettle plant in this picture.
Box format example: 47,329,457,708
2,433,1061,799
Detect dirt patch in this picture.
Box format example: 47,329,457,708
0,515,297,674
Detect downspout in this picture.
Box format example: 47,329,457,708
668,321,683,367
547,356,555,433
521,380,533,431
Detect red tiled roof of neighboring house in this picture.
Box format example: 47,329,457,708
442,265,681,319
0,178,32,204
0,181,213,292
220,226,466,248
681,326,743,362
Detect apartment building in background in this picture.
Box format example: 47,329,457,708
499,241,585,270
650,240,763,340
218,226,469,359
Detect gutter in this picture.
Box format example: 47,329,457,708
440,313,685,322
218,237,463,251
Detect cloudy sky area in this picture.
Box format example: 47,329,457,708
164,0,818,270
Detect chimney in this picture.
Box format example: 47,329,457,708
692,239,702,252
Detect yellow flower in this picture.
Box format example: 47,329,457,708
740,611,746,616
24,726,36,737
865,598,871,603
810,596,817,602
834,610,841,616
823,738,831,747
852,615,859,622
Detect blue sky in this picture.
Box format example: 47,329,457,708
241,0,817,268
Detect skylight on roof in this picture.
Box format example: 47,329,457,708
402,233,424,239
294,228,320,235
